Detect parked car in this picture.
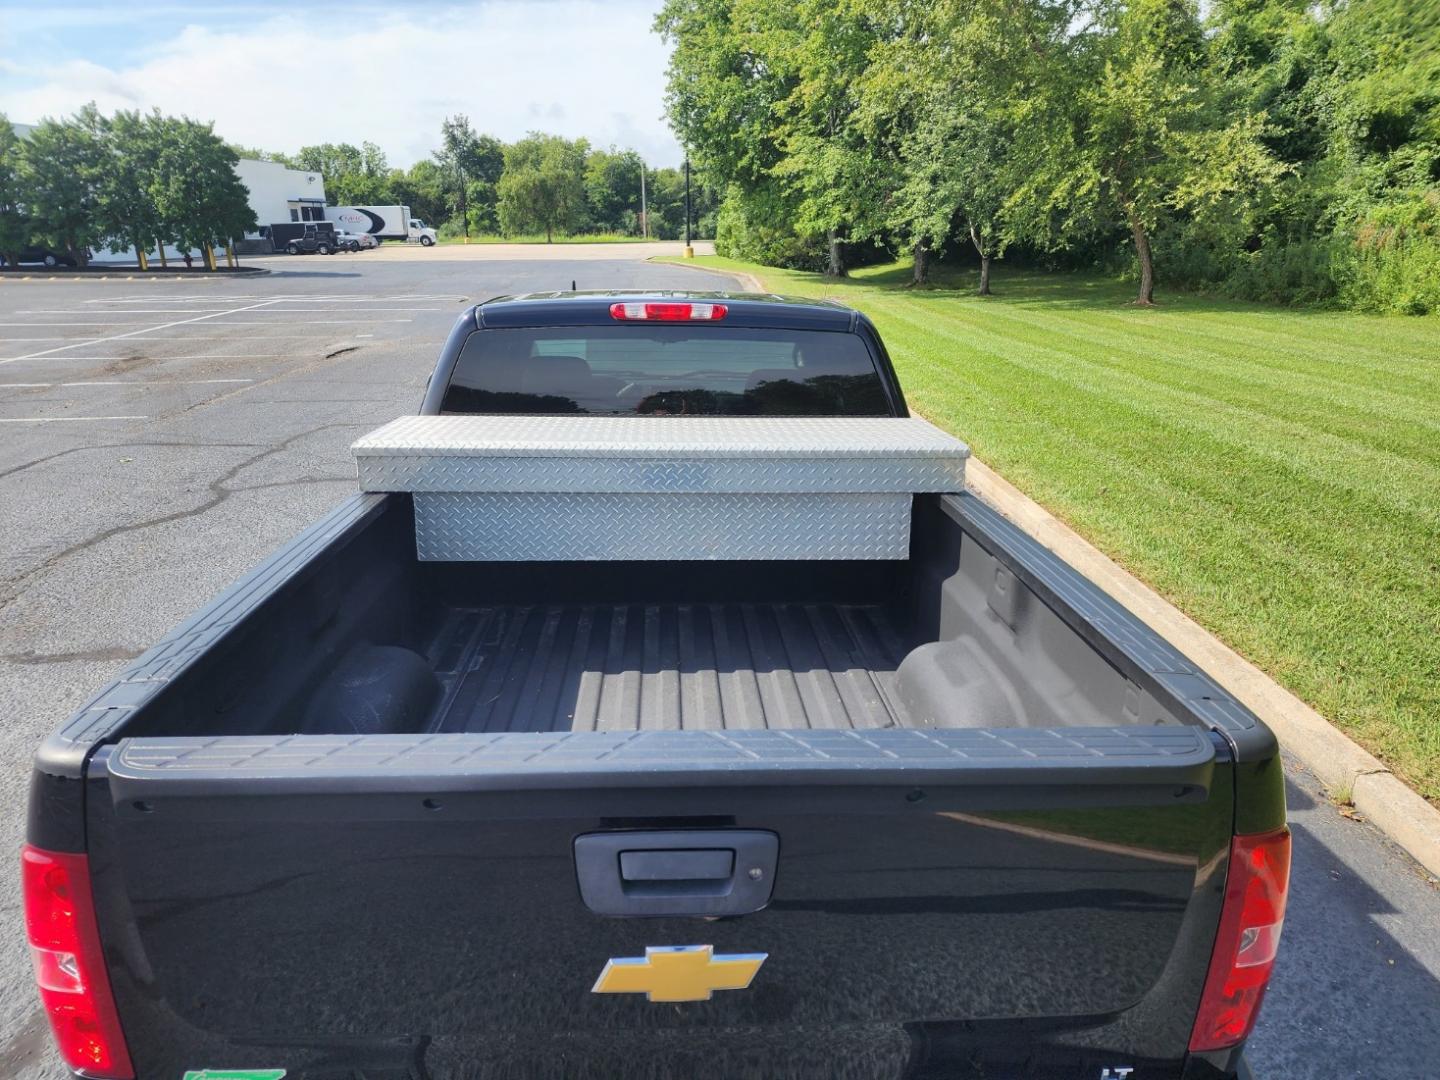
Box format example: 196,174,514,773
332,228,378,252
0,246,83,268
23,293,1288,1080
285,224,336,256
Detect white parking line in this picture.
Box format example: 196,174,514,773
0,379,254,388
88,293,466,304
188,319,413,324
0,298,283,366
0,415,147,423
0,355,285,362
3,335,336,345
9,315,417,324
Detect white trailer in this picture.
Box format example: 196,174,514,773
325,206,437,246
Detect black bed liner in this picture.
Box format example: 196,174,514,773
422,601,914,733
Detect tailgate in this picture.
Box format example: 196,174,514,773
86,726,1232,1080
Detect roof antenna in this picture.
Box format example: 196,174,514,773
571,279,577,292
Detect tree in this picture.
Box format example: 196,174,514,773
858,0,1076,290
659,0,892,276
390,159,448,227
496,133,588,241
1010,0,1284,304
0,115,30,268
585,147,646,234
758,0,895,275
890,102,1012,292
93,110,164,268
18,111,104,267
292,142,365,178
435,116,504,240
656,0,791,191
657,0,817,257
288,141,395,205
151,117,256,268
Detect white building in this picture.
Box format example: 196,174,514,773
235,158,327,230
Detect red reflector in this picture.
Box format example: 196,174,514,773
609,301,728,321
21,845,134,1079
1189,828,1291,1052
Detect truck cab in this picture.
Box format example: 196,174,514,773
409,218,437,246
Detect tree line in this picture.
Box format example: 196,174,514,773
657,0,1439,314
0,105,715,269
256,116,719,243
0,106,254,269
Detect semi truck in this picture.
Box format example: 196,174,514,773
325,204,438,245
23,292,1288,1080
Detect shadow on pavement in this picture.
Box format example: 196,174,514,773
1247,767,1440,1077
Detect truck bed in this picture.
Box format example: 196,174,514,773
103,493,1208,744
422,600,912,733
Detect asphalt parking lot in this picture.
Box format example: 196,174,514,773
0,245,1436,1078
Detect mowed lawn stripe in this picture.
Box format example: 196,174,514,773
874,297,1440,520
673,257,1440,799
987,302,1440,431
941,303,1440,499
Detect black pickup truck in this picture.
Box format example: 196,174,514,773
24,293,1288,1080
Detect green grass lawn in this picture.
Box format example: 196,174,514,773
664,255,1440,802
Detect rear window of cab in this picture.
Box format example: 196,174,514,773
441,325,890,417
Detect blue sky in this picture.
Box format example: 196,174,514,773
0,1,683,166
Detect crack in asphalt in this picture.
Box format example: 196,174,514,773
0,423,369,612
229,475,354,493
0,440,266,482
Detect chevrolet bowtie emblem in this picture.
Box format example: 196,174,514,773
591,945,767,1002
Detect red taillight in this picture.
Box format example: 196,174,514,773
21,845,134,1079
1189,828,1291,1052
609,301,728,321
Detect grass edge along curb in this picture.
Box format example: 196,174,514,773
683,254,1440,882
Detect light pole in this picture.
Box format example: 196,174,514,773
683,154,694,259
640,163,648,240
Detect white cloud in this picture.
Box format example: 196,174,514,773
0,2,682,166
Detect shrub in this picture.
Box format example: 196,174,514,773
1336,194,1440,315
1223,236,1343,307
714,183,827,271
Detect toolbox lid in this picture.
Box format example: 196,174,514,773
352,415,969,494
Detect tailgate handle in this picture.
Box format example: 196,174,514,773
620,848,734,886
575,830,778,917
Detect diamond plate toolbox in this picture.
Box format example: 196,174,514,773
415,491,912,561
351,416,970,561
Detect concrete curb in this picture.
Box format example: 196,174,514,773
649,256,765,293
964,458,1440,879
0,268,271,282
